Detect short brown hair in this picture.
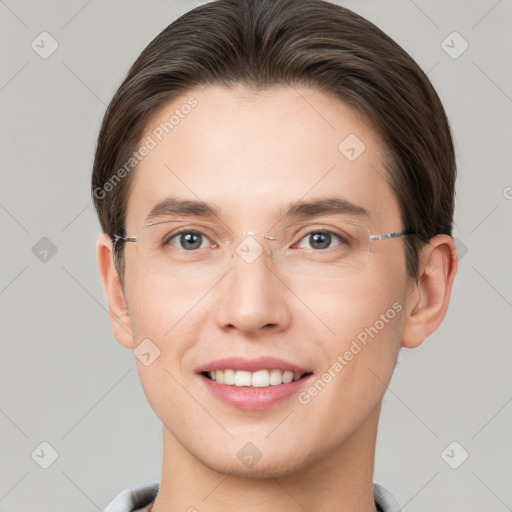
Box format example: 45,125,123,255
91,0,456,278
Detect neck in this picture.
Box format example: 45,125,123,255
151,403,381,512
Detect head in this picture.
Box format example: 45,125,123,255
93,0,457,478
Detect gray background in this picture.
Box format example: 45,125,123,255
1,0,511,510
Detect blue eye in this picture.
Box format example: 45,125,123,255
296,230,344,250
168,230,211,251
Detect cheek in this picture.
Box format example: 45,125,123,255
298,269,403,339
296,279,404,430
303,268,406,393
123,269,205,418
125,271,207,427
285,280,405,458
124,260,208,340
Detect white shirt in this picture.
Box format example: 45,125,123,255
104,481,402,511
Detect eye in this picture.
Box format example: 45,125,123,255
295,230,345,250
166,230,213,251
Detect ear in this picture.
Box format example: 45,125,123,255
401,234,458,348
96,233,134,349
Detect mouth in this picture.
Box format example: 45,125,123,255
196,356,314,409
201,369,314,387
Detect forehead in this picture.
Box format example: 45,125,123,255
125,84,401,231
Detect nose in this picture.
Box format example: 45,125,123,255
215,236,292,336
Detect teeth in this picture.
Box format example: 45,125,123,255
224,369,236,385
269,369,282,385
282,370,294,384
252,369,269,387
207,369,305,387
235,370,252,387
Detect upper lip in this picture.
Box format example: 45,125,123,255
196,356,311,374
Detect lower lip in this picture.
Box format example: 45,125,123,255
199,373,313,410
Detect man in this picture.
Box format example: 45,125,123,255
93,1,458,510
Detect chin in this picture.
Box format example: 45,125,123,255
191,437,317,480
203,454,308,480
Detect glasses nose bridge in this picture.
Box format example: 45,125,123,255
228,231,280,269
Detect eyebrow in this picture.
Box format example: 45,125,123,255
145,195,369,223
276,196,369,220
146,197,220,222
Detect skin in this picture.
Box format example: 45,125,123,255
97,85,458,512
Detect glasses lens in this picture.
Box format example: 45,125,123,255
132,219,227,280
129,217,374,282
266,219,371,281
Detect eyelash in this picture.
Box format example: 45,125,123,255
164,228,348,251
293,229,347,250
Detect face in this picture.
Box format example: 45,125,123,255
120,84,411,477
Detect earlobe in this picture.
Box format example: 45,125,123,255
401,234,458,349
96,233,134,349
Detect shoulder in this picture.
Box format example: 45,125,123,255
103,480,400,511
373,482,402,512
103,481,159,512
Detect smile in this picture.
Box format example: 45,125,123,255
203,369,312,387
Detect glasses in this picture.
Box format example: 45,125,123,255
113,218,411,282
